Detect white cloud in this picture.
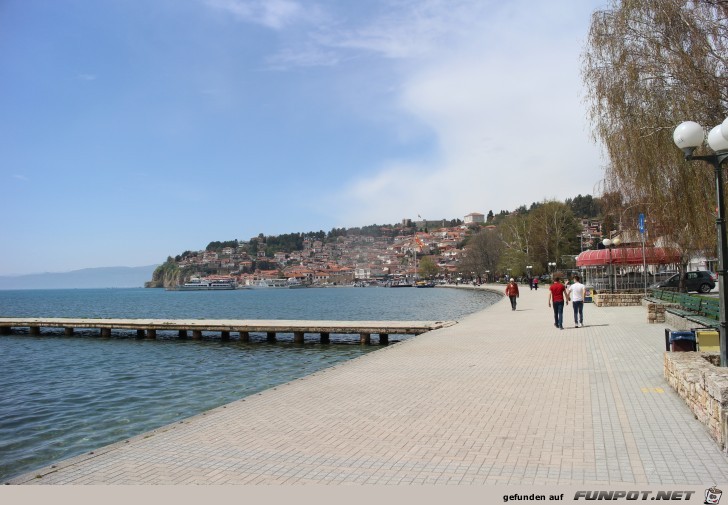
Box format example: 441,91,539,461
315,0,605,224
204,0,308,30
203,0,605,224
266,45,341,69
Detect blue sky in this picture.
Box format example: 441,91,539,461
1,0,606,275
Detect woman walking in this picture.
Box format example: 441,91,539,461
505,278,520,311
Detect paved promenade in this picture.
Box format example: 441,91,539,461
10,285,728,485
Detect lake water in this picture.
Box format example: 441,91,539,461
0,286,499,481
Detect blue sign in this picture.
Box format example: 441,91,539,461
638,213,645,234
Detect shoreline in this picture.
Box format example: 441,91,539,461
10,285,728,484
3,287,500,483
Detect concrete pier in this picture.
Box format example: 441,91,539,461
0,318,451,345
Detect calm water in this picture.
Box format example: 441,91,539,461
0,286,499,481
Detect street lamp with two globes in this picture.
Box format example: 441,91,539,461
673,118,728,366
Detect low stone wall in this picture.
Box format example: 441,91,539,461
639,298,697,329
592,293,644,307
644,302,667,324
664,351,728,450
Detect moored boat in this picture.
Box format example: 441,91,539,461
175,277,236,290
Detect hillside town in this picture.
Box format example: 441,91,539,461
149,211,606,289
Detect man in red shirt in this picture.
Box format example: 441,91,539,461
548,276,569,329
505,278,519,311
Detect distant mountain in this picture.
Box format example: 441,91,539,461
0,265,159,290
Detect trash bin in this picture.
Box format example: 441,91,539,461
665,329,696,352
696,329,720,352
585,286,594,303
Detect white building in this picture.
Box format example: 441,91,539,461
464,212,485,224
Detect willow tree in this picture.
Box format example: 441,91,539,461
582,0,728,273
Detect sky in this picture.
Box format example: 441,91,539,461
0,0,608,275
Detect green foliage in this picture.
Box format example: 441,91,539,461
206,240,239,251
566,194,601,218
418,256,440,279
263,232,305,254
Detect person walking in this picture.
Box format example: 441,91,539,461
505,278,519,311
548,276,568,329
567,275,586,327
533,277,539,290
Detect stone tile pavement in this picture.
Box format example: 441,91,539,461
9,285,728,485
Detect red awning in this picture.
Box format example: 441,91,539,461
576,247,680,267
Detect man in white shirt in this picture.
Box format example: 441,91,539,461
567,275,586,328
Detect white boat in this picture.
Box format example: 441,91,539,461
252,279,289,288
177,277,236,290
287,278,307,288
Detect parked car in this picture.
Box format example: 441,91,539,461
652,271,715,293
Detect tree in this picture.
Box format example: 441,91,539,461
499,213,534,275
582,0,726,281
566,194,601,218
460,229,503,280
529,201,581,269
418,256,440,279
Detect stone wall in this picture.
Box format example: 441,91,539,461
639,298,696,330
664,352,728,450
592,293,644,307
645,302,666,324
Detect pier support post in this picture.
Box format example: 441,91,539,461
320,332,330,344
64,327,74,336
29,326,41,336
360,333,371,345
192,330,202,340
0,326,11,335
239,331,250,342
221,331,230,341
379,333,389,345
146,329,156,339
100,328,111,338
266,332,276,343
178,330,188,339
136,329,145,339
293,331,304,344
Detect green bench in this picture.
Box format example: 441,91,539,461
687,298,721,329
652,289,680,303
666,293,700,318
646,289,676,304
700,298,720,319
647,290,720,328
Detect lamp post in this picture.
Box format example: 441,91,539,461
673,119,728,366
602,238,614,292
548,262,556,278
612,237,621,290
